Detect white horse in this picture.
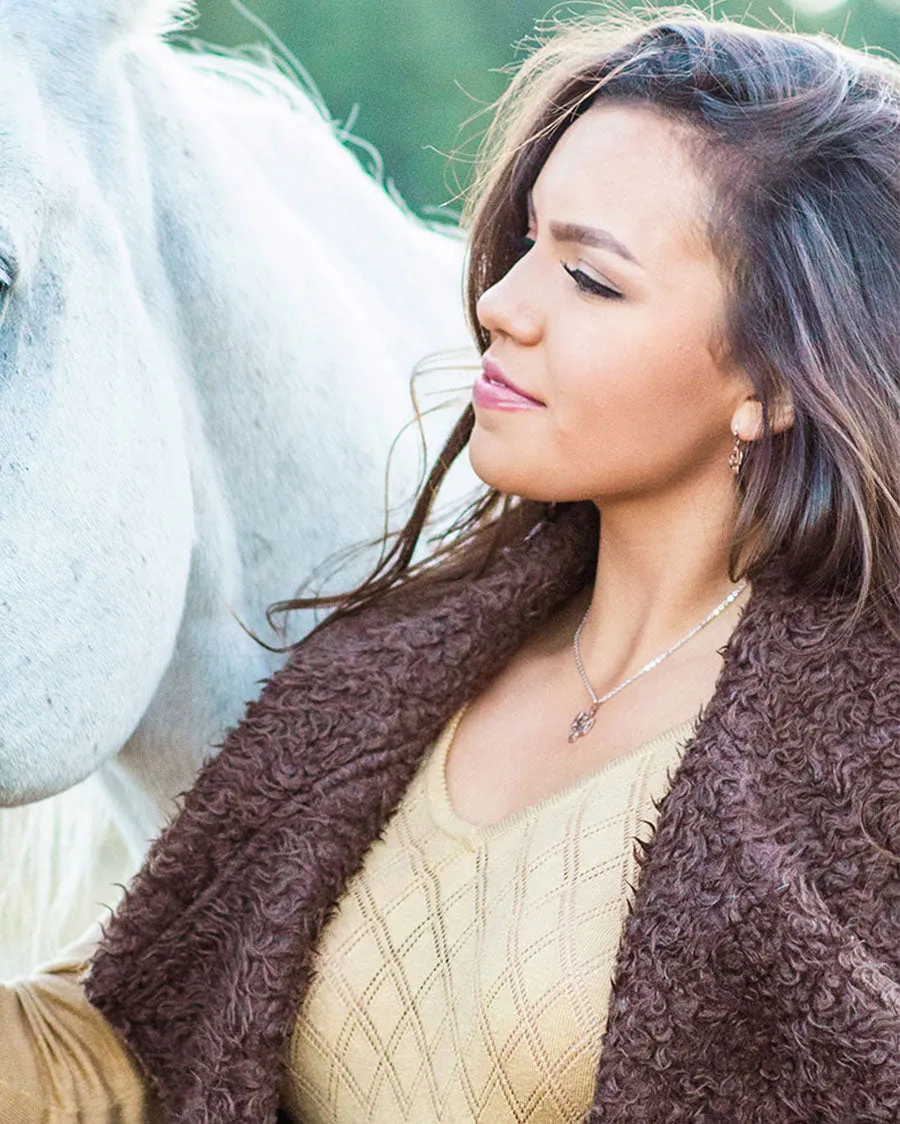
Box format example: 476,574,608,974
0,0,472,977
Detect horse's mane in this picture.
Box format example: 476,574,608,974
171,26,401,204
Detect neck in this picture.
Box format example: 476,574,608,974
566,480,748,686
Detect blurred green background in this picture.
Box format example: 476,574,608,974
185,0,900,215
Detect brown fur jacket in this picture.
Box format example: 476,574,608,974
86,502,900,1124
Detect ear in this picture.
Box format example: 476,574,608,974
95,0,196,39
5,0,196,52
113,0,196,36
732,395,794,442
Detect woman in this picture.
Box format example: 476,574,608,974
4,11,900,1123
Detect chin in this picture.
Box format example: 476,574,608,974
467,437,561,503
468,429,518,493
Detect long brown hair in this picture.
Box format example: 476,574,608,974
273,9,900,637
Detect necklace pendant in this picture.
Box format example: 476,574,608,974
569,581,748,747
569,704,599,744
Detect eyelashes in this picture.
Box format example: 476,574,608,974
515,234,623,300
562,263,623,300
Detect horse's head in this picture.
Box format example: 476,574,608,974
0,0,469,813
0,0,199,802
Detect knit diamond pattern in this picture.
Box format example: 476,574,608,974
283,712,693,1123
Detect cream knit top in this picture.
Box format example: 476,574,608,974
282,708,695,1124
0,711,693,1124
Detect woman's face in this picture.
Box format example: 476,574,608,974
470,101,752,505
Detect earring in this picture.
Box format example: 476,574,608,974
729,426,747,477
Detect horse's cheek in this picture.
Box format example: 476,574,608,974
0,266,194,803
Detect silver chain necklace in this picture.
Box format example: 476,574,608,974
568,581,748,744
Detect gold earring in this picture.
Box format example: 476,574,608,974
729,426,747,477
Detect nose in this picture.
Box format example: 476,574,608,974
475,254,542,346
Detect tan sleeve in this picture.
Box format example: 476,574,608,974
0,924,164,1123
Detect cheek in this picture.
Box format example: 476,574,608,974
469,317,735,501
468,403,633,502
547,342,658,475
553,324,730,462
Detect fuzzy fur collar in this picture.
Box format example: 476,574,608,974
86,503,900,1123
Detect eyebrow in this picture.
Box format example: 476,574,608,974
549,221,643,269
527,192,643,269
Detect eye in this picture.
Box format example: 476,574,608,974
0,258,15,327
562,262,623,300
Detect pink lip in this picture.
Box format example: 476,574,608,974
473,358,545,412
